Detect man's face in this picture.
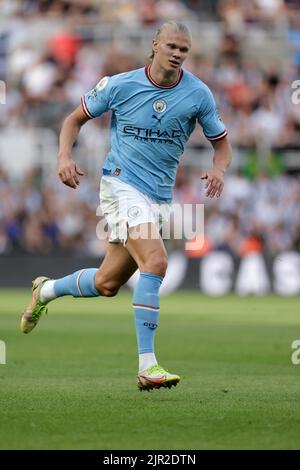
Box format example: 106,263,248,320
152,28,191,72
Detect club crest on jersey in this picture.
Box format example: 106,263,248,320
153,99,167,113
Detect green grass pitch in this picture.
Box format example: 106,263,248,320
0,290,300,450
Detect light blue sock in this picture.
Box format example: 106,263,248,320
133,272,163,354
53,268,100,298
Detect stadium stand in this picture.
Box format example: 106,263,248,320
0,0,299,261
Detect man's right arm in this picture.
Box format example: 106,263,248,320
58,104,90,189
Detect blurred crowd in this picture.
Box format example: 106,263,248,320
1,0,300,146
174,167,300,257
1,164,300,257
1,0,299,26
1,0,300,257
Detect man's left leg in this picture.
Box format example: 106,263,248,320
126,223,180,391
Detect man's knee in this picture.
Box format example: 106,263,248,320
94,273,120,297
142,253,168,277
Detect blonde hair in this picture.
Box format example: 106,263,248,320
148,21,192,62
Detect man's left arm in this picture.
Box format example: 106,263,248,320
201,136,232,198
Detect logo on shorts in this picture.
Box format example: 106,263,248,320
153,99,167,113
128,206,141,218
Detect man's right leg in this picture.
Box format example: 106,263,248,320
20,243,137,333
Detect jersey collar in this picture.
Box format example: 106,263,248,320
145,65,183,89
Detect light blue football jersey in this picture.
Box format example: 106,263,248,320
82,66,227,202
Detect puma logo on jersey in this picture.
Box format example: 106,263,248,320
152,114,162,124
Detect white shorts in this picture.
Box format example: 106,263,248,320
99,176,171,244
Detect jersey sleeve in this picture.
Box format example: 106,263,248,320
81,76,112,119
197,86,227,141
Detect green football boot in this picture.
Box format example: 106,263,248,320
137,364,180,391
20,276,50,334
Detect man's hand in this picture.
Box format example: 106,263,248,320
201,167,225,198
58,158,85,189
